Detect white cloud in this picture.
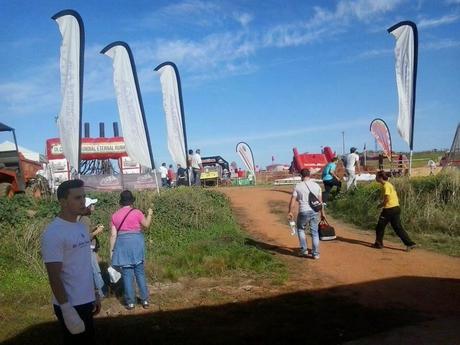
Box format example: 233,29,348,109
153,32,257,74
418,14,460,28
422,38,460,50
233,12,253,27
341,48,393,63
138,0,223,28
263,0,403,48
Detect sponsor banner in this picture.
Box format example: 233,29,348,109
236,142,255,174
46,137,128,160
52,10,84,173
388,21,418,150
80,172,159,191
102,43,153,169
370,119,393,162
155,63,187,167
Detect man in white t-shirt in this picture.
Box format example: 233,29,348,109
41,179,101,343
159,162,168,187
191,149,203,186
345,147,361,190
288,169,325,259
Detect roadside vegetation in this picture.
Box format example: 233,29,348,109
0,188,286,340
327,169,460,256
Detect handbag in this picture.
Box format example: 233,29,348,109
319,218,336,241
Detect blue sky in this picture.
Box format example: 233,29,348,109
0,0,459,168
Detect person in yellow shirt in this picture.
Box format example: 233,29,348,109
373,171,416,251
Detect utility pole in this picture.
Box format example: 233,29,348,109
341,131,345,155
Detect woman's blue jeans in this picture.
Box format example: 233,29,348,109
91,251,105,297
296,211,320,256
121,262,149,305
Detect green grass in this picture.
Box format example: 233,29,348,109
0,187,286,341
327,170,460,256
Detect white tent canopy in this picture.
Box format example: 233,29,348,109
0,140,45,163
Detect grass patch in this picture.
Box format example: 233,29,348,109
0,187,286,341
327,170,460,256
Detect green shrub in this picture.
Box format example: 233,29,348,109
328,170,460,255
0,187,286,292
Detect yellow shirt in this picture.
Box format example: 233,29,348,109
382,181,399,208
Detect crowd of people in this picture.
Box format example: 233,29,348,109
40,147,417,343
287,146,416,260
158,148,204,187
41,180,155,343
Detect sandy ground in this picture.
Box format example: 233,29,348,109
222,186,460,342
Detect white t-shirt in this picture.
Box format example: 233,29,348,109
292,180,322,213
159,165,168,178
41,217,95,306
191,153,202,169
346,152,360,170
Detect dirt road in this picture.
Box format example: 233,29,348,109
222,186,460,342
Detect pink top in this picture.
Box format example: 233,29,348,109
111,207,145,233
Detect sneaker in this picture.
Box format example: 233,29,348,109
406,244,417,252
313,255,320,260
125,303,135,310
372,243,383,249
299,248,308,257
141,300,150,309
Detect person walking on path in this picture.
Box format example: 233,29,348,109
322,157,341,203
373,171,417,251
110,190,153,310
288,169,325,259
345,147,361,191
191,148,203,186
41,179,101,344
78,197,106,298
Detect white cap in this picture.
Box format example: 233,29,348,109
85,197,98,208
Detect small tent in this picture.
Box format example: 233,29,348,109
0,140,45,163
443,123,460,169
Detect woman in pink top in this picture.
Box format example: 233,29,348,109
110,190,152,310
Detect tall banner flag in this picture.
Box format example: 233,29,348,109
370,118,392,162
101,42,155,170
154,62,188,168
236,142,256,184
388,21,418,173
52,10,84,174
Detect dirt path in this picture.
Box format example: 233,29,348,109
222,186,460,316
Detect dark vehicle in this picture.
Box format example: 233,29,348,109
200,156,230,186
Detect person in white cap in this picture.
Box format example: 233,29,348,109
41,179,100,343
78,196,106,298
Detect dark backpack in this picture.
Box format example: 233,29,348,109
305,182,323,212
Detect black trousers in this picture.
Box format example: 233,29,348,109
375,206,415,246
323,178,341,202
54,302,95,345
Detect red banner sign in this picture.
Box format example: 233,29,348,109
46,137,128,160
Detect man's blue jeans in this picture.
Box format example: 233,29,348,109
296,211,320,256
121,262,149,305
